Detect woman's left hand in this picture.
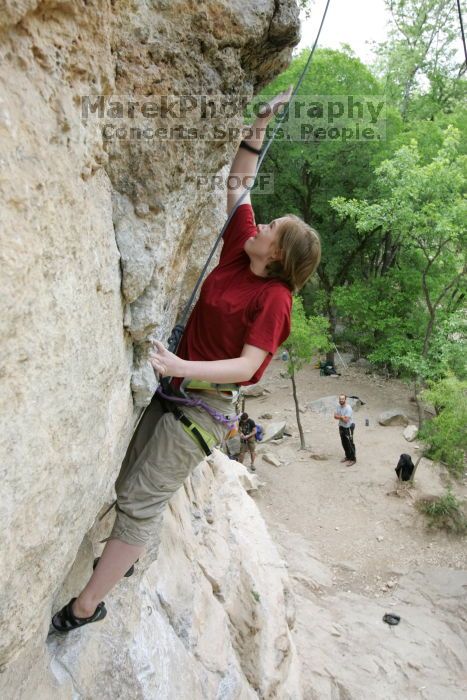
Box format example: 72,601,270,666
149,340,185,378
257,85,293,120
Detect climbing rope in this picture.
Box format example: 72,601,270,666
457,0,467,73
166,0,332,354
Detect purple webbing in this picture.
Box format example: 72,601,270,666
156,387,239,430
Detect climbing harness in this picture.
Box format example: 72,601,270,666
174,411,218,456
179,378,240,399
156,387,238,428
98,385,236,522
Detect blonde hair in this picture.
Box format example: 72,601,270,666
266,214,321,292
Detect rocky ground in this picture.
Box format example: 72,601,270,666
242,355,467,699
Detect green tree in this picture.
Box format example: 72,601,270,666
250,49,402,360
419,376,467,476
331,127,467,424
283,296,331,449
375,0,464,119
331,273,422,365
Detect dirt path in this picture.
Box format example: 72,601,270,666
248,356,466,590
244,356,467,698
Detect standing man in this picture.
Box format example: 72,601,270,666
334,394,356,465
238,412,257,470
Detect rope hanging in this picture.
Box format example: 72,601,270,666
456,0,467,73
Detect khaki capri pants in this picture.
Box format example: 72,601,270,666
239,435,256,458
110,391,236,547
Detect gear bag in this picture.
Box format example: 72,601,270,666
395,453,415,481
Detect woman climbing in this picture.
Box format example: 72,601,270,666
51,87,321,632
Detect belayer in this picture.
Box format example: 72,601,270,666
51,87,321,632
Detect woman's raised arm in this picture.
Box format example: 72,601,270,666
226,86,293,216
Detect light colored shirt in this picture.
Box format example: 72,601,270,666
336,404,352,428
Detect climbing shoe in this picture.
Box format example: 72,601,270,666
93,557,136,578
51,597,107,633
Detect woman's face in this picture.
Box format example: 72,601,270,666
244,216,287,262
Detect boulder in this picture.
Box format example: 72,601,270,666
225,435,241,457
307,396,362,416
262,421,287,442
259,413,273,420
352,358,373,369
378,410,409,426
234,466,262,494
242,384,267,397
404,424,419,442
262,453,282,467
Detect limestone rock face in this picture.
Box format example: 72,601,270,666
0,0,302,691
1,453,301,699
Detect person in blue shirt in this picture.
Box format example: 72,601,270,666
334,394,356,465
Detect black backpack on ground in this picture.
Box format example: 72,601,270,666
395,453,414,481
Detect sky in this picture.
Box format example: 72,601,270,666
295,0,391,65
295,0,466,70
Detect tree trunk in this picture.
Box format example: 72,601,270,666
414,377,425,429
410,452,425,483
291,369,306,450
401,65,419,120
325,298,337,365
414,309,436,430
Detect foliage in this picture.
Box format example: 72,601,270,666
250,589,261,603
416,488,467,534
295,0,315,19
374,0,465,119
251,48,403,343
246,11,466,450
330,127,467,381
419,376,467,476
332,273,422,368
283,296,332,373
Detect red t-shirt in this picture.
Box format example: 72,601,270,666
176,204,292,385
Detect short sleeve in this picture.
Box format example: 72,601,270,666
245,286,292,354
220,204,257,264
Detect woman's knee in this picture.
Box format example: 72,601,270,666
110,506,164,548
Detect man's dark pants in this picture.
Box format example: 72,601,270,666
339,424,356,461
